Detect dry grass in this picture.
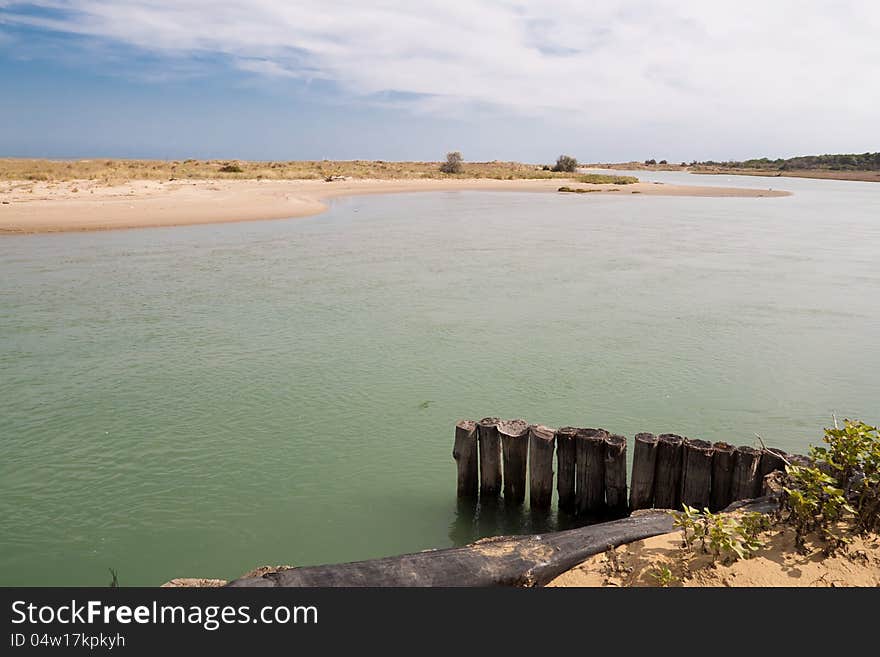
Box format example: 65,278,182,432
0,158,573,184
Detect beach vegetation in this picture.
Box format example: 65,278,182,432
671,505,768,563
575,173,638,185
781,420,880,550
647,565,677,586
0,158,584,183
552,155,578,172
440,151,463,174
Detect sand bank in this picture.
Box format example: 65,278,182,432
547,525,880,587
0,177,790,234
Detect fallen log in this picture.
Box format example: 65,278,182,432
227,498,780,588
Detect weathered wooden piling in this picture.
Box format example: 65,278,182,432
453,420,478,498
759,447,788,479
528,424,556,510
653,434,684,510
498,419,529,504
680,439,714,510
604,434,628,518
576,428,608,516
477,417,502,498
629,432,658,510
732,446,762,501
555,427,578,513
709,442,736,512
457,418,796,518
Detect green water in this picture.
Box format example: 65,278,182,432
1,172,879,585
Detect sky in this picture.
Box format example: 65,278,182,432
1,1,879,162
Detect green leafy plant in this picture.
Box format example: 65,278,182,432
781,420,879,546
671,505,767,564
647,565,677,587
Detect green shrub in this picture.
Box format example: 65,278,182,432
782,420,880,547
671,505,768,563
218,163,243,173
647,566,677,587
575,174,638,185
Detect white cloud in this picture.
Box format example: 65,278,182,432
3,1,880,152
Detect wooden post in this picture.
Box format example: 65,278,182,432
732,446,762,501
759,447,788,479
453,420,478,498
556,427,578,513
575,428,608,517
629,432,658,510
529,424,555,510
498,419,529,505
604,434,628,518
477,417,502,498
710,442,736,512
680,438,714,510
653,434,684,510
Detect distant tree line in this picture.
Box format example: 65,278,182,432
695,152,880,171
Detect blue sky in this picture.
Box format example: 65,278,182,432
1,1,879,162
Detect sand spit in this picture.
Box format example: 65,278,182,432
0,177,789,234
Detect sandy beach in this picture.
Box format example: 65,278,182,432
0,177,790,234
547,525,880,587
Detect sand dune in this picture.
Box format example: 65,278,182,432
0,177,790,234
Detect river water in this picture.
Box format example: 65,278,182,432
1,170,878,585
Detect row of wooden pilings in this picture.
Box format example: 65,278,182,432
453,418,800,517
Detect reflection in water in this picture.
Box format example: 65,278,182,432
447,494,610,545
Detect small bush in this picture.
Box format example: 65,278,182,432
671,505,768,563
218,163,243,173
440,151,463,174
781,420,879,548
552,155,578,172
647,566,677,587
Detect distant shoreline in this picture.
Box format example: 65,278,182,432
589,162,880,183
0,177,789,234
